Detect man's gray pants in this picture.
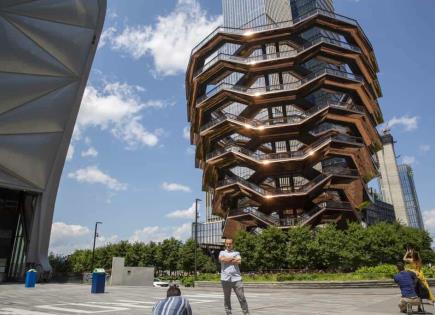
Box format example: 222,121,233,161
221,280,250,315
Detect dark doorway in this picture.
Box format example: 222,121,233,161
0,188,34,282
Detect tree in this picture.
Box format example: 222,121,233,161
234,230,258,272
156,238,181,275
308,224,345,270
256,227,287,271
286,226,312,269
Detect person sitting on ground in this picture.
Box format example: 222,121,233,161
152,284,192,315
394,262,421,313
403,248,435,302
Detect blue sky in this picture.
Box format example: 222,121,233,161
49,0,435,254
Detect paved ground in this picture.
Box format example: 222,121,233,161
0,283,433,315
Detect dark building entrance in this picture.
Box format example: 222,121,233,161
0,188,35,282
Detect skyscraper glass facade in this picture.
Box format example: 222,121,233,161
290,0,334,19
192,221,224,247
223,0,291,28
398,164,424,230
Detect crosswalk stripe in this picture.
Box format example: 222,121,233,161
0,308,59,315
36,303,128,313
116,299,156,304
88,302,152,309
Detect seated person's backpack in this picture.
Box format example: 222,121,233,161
415,278,430,299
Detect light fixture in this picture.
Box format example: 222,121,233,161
243,30,254,36
262,160,270,165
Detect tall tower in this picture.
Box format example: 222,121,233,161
398,164,424,229
290,0,334,19
377,132,409,225
186,1,383,237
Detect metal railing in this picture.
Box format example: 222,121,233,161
279,200,353,226
196,67,363,105
206,133,364,162
194,34,361,77
216,167,358,197
200,100,365,133
191,8,370,55
228,207,280,226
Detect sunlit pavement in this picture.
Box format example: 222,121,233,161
0,283,433,314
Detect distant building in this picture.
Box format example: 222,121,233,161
398,164,424,230
289,0,334,19
222,0,291,28
364,189,396,226
377,132,409,225
192,220,224,249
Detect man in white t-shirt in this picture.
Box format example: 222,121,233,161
219,238,250,315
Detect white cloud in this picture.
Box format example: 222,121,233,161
81,146,98,158
161,182,191,192
112,116,159,149
99,26,117,49
77,81,165,149
106,0,223,76
129,226,167,243
68,166,127,191
66,143,75,162
420,144,431,153
129,224,191,243
166,202,197,219
401,155,416,165
172,223,192,240
183,126,190,140
387,115,418,131
49,222,118,255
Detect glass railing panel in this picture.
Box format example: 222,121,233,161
191,8,368,56
197,67,362,105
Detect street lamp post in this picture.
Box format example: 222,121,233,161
91,221,102,272
194,198,201,286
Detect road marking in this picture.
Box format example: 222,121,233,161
88,302,152,309
36,303,128,313
116,299,156,304
0,308,59,315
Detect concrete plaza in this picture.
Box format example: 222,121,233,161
1,283,433,315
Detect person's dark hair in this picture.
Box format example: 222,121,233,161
412,250,421,262
397,262,405,271
167,284,181,297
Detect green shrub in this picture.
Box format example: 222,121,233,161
355,264,397,278
180,276,194,287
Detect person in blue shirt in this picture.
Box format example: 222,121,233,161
393,262,421,313
152,284,192,315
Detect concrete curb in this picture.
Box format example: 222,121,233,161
195,279,435,289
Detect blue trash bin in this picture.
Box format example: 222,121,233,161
91,270,106,294
25,269,37,288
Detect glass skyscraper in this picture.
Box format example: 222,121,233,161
289,0,334,19
222,0,291,28
398,164,424,230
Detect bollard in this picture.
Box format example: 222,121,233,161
25,269,37,288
